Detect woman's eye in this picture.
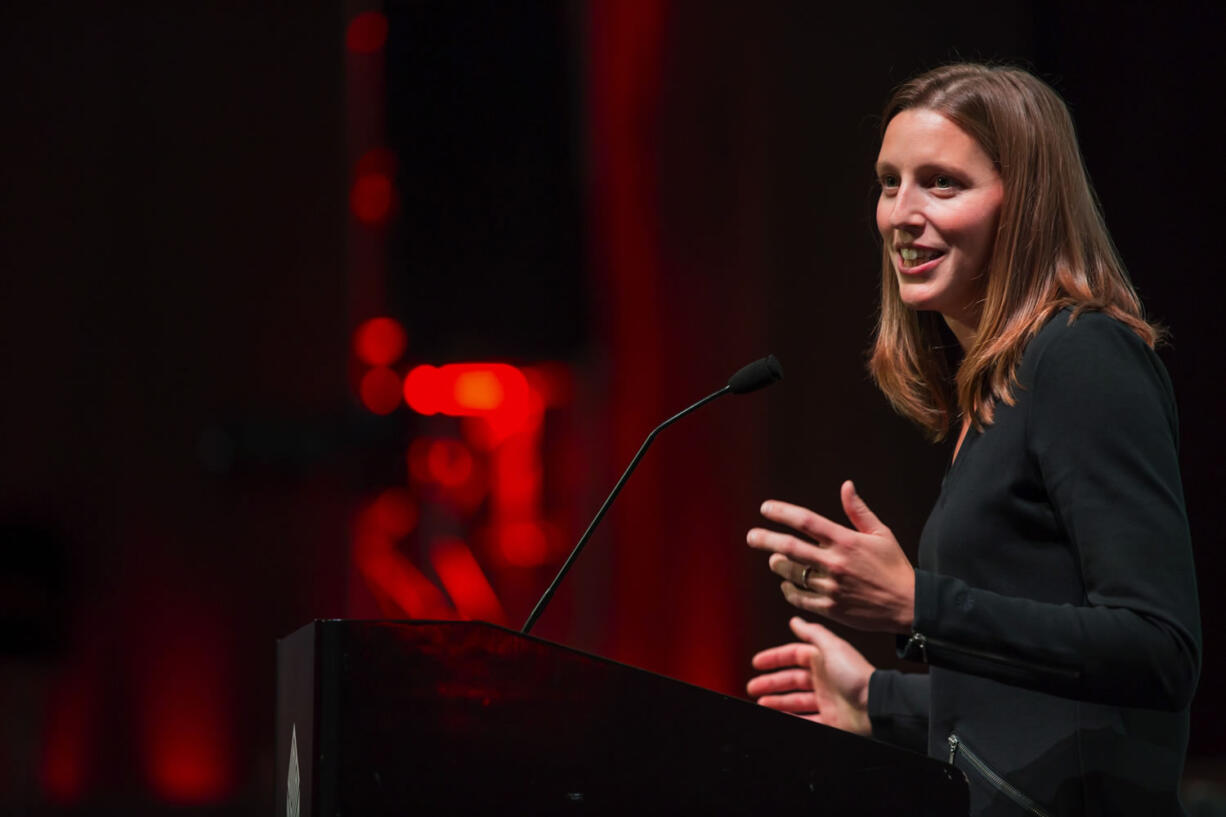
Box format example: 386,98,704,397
879,174,899,189
933,175,956,190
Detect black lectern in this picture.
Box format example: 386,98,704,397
276,620,966,815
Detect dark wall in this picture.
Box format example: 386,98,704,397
1,3,349,812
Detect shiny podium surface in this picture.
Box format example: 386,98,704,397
276,620,966,815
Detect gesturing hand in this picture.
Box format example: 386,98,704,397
747,617,874,736
746,480,915,633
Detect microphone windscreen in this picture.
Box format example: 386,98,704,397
727,354,784,394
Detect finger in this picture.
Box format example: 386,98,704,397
781,580,834,614
766,554,835,591
841,480,887,535
789,616,836,645
751,642,817,671
768,554,837,591
760,499,848,543
746,667,819,697
747,527,827,562
756,691,819,714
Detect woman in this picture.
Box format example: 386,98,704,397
745,63,1201,816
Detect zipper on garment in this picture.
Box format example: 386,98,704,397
946,734,1052,817
904,631,1080,680
904,631,928,663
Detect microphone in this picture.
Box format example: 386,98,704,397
727,354,784,395
521,354,784,633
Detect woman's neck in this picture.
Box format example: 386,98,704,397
943,312,979,353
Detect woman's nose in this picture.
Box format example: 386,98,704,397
887,184,926,233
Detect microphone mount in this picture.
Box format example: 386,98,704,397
520,355,783,634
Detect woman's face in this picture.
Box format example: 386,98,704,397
875,108,1004,331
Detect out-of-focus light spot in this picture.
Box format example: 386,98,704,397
496,521,549,567
404,363,533,424
460,416,498,451
355,147,398,176
353,317,407,366
407,438,434,484
350,173,393,224
345,11,389,54
359,367,404,415
40,666,95,803
404,366,440,415
444,471,487,513
141,625,234,804
354,510,456,620
427,439,474,487
407,438,488,510
524,363,572,406
371,487,417,537
453,370,504,410
430,538,506,624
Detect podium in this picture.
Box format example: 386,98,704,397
276,620,966,815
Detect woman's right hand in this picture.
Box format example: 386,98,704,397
746,616,875,736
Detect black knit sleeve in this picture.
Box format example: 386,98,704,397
908,314,1201,709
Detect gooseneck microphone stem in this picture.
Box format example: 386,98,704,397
521,385,732,634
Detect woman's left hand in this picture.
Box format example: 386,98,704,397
747,480,915,633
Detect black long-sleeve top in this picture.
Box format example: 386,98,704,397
867,309,1201,817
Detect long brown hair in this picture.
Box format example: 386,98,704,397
868,63,1160,440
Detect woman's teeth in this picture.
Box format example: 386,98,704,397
899,247,942,268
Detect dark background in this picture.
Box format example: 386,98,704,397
1,1,1222,813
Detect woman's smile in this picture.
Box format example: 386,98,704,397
897,245,946,273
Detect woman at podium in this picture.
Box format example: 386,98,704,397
745,63,1200,817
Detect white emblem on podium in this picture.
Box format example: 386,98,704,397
287,724,300,817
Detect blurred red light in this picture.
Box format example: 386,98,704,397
141,628,234,803
524,363,572,406
453,370,505,410
351,173,393,224
345,11,389,54
426,439,474,486
359,367,404,414
404,363,532,420
40,665,96,803
430,538,506,624
371,487,417,537
495,521,549,567
354,317,407,366
354,508,456,619
407,437,434,483
404,366,440,414
355,146,398,176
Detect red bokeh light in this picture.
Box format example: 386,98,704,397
353,316,408,366
354,508,455,619
403,363,534,424
355,147,398,176
140,626,234,804
359,366,404,414
453,370,504,410
40,663,96,803
371,487,418,537
407,438,487,511
524,363,572,406
350,173,393,224
426,439,475,486
430,538,506,624
494,521,550,567
345,11,389,54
